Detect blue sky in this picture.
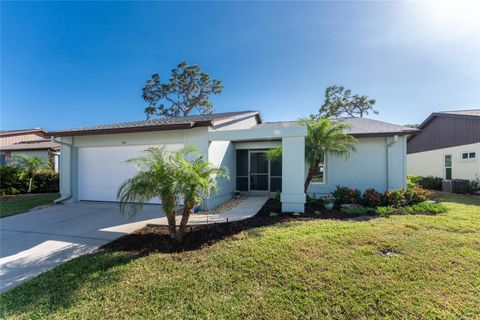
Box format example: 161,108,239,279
1,1,479,131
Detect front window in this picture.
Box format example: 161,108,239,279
444,155,452,180
461,152,476,160
312,156,325,183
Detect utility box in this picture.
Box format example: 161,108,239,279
442,179,469,193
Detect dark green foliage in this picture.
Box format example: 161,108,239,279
0,166,26,195
0,167,58,196
332,185,361,204
383,189,406,206
33,170,60,193
403,202,448,214
461,177,480,194
403,188,432,205
361,188,383,207
407,175,443,190
315,85,378,119
142,61,223,118
340,206,376,215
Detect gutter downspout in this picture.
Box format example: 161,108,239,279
51,136,74,203
385,135,398,191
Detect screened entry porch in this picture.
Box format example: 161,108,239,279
235,149,282,197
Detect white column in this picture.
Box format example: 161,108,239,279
281,136,306,212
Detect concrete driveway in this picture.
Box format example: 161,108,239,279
0,202,165,293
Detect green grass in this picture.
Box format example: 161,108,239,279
0,193,59,218
1,193,479,319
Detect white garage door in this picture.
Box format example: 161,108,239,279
78,144,183,203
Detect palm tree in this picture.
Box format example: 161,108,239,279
173,146,229,241
12,155,50,193
117,146,228,241
117,147,180,239
301,118,357,192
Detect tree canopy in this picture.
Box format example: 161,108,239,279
142,61,223,118
316,85,378,119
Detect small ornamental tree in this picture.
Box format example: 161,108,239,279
117,146,228,241
142,61,223,118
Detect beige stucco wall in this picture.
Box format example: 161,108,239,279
407,142,480,180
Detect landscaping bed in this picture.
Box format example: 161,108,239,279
102,197,446,255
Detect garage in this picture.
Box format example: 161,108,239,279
78,144,183,203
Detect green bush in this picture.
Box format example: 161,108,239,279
340,206,376,215
375,206,396,215
332,185,361,205
0,166,26,196
407,175,442,190
461,176,480,194
403,188,432,205
362,188,383,207
404,202,447,214
383,189,405,206
33,170,59,193
0,167,58,195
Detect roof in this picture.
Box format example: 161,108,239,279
256,118,418,137
0,128,47,137
417,108,480,130
0,140,60,152
340,118,420,137
49,111,261,137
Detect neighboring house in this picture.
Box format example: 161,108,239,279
0,128,60,171
407,109,480,180
49,111,417,212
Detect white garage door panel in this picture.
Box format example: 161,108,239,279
78,144,183,203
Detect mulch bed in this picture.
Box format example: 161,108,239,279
101,199,374,255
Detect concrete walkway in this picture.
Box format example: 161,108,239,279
0,197,267,293
152,197,268,226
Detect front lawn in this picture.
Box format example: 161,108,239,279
0,193,59,218
1,193,479,319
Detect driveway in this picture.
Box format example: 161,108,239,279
0,202,165,293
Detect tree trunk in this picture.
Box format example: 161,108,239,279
166,212,177,239
176,204,193,241
27,177,33,193
304,160,321,193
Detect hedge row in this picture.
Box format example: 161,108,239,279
0,166,59,196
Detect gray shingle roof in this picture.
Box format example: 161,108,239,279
340,117,419,136
254,118,418,136
49,111,260,136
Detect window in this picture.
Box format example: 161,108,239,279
461,152,476,160
0,154,5,166
312,156,325,184
444,155,452,180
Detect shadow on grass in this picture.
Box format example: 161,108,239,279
432,191,480,206
101,199,381,256
0,251,136,318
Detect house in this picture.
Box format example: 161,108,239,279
407,109,480,180
49,111,417,212
0,128,60,171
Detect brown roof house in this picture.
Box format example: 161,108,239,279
407,109,480,180
0,128,60,171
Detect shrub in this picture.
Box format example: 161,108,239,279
33,170,59,193
383,189,405,206
340,206,376,215
407,175,442,190
362,188,383,207
404,202,447,215
332,185,361,205
403,188,432,205
461,176,480,194
0,166,26,196
375,206,396,215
